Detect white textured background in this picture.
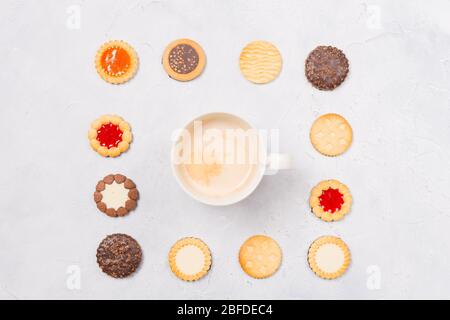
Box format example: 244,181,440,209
1,0,450,300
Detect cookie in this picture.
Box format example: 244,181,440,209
310,113,353,156
96,233,142,278
88,114,132,157
305,45,349,90
308,236,350,280
168,237,212,281
162,39,206,81
95,40,138,84
239,235,282,279
309,179,352,222
94,174,139,217
239,41,282,84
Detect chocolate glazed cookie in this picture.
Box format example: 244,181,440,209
305,46,349,90
96,234,142,278
162,38,206,81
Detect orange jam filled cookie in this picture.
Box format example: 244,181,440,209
308,236,350,279
239,40,282,84
95,40,138,84
88,115,132,157
310,113,353,157
94,174,139,217
168,237,212,281
239,235,282,279
162,39,206,81
309,179,352,222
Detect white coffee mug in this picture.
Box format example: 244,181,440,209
171,112,291,206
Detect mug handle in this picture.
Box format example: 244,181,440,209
264,153,292,175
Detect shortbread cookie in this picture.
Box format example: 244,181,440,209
239,235,282,279
308,236,350,279
162,39,206,81
239,41,282,84
305,46,349,90
95,40,138,84
310,113,353,156
88,114,132,157
309,179,352,222
168,237,212,281
96,233,142,278
94,174,139,217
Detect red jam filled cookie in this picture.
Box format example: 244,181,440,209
88,115,132,157
309,179,352,222
95,40,138,84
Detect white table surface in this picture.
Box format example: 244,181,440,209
1,0,450,300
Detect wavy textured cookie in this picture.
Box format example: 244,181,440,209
310,113,353,157
308,236,350,280
168,237,212,281
309,179,352,222
239,41,282,84
96,233,142,278
239,235,282,279
95,40,138,84
88,114,132,157
162,39,206,82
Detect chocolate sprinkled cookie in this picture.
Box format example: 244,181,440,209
96,233,142,278
310,113,353,157
94,174,139,217
305,46,349,90
239,235,282,279
162,39,206,81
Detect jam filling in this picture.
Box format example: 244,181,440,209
96,123,123,149
319,187,344,213
100,46,131,76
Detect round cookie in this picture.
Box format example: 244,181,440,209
88,114,132,158
309,179,352,222
310,113,353,157
305,45,349,90
162,39,206,81
95,40,138,84
239,41,282,84
168,237,212,281
94,174,139,217
96,233,142,278
308,236,350,280
239,235,282,279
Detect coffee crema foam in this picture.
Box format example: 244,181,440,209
173,114,262,203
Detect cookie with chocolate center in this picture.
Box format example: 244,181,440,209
305,46,349,90
96,234,142,278
162,39,206,81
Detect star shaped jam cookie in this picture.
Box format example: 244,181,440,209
168,237,212,281
94,174,139,217
162,39,206,82
95,40,138,84
308,236,350,280
309,179,352,222
239,235,282,279
88,114,132,157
